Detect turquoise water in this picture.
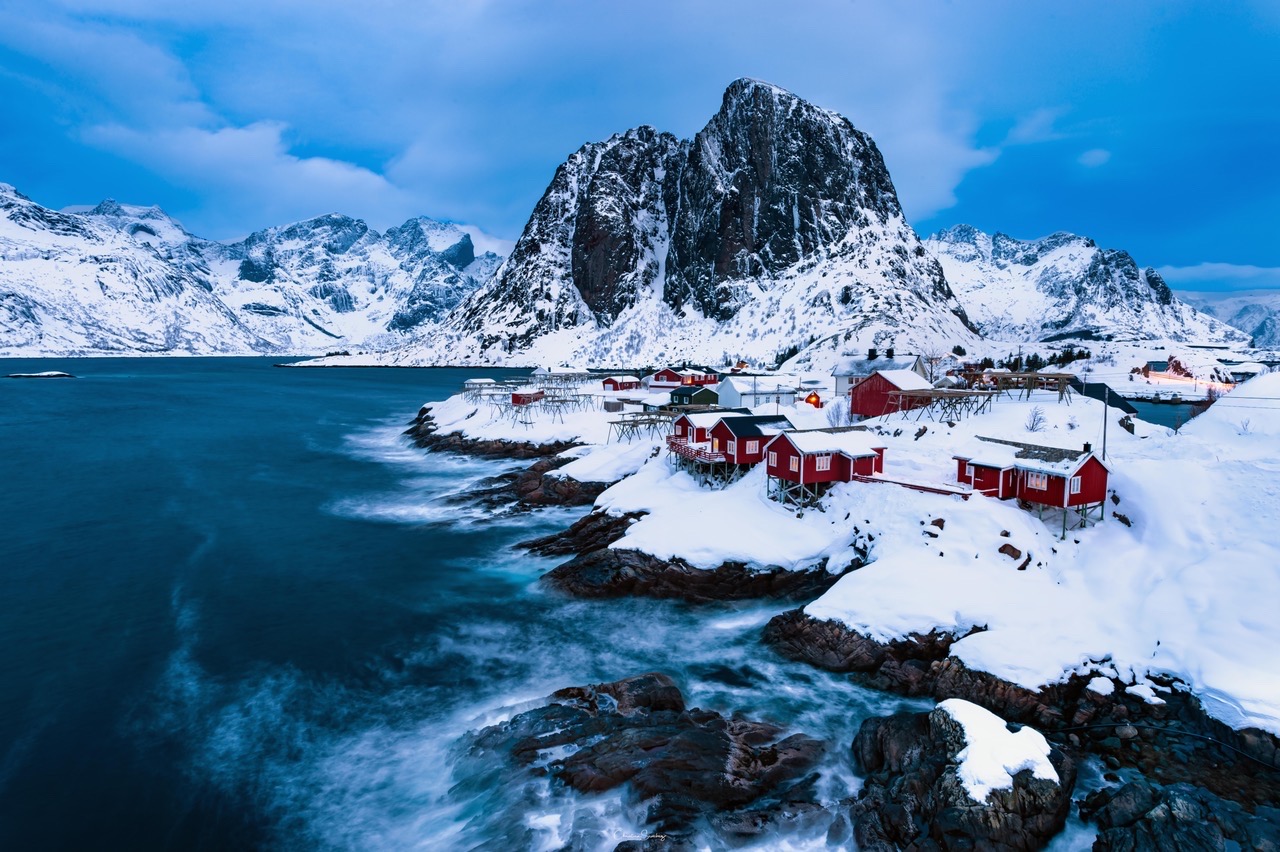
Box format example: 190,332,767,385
0,358,924,850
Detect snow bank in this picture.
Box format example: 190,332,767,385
937,699,1058,802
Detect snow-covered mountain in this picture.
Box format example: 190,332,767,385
1176,290,1280,348
388,78,980,368
926,226,1247,345
0,185,500,356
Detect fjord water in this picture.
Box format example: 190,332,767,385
0,358,922,850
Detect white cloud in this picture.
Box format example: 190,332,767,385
1004,107,1068,145
1078,148,1112,167
1158,263,1280,291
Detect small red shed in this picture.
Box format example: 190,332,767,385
849,369,934,420
764,430,886,506
602,375,641,391
511,389,545,405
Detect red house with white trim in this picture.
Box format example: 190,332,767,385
648,367,719,389
849,369,934,420
602,375,641,391
953,437,1111,511
670,410,750,445
707,415,793,465
764,430,886,506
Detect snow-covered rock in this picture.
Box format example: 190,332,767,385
1178,289,1280,348
926,225,1246,345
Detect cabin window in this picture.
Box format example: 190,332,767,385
1026,472,1048,491
768,451,777,466
789,456,799,473
1069,475,1081,495
712,438,720,451
815,454,832,472
965,463,974,479
674,424,683,435
746,440,759,454
727,440,736,455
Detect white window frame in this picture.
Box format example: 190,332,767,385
675,424,684,436
746,440,759,455
727,440,736,455
789,456,799,473
768,450,777,466
1026,471,1049,491
1069,475,1082,495
815,454,832,472
965,463,974,479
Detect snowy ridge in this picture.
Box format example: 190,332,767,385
1178,289,1280,347
927,225,1246,345
0,183,502,356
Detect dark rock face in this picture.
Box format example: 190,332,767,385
463,456,610,510
1082,779,1280,851
441,78,973,357
764,610,1280,810
544,547,847,604
851,706,1075,851
665,78,905,320
466,672,825,843
520,509,646,556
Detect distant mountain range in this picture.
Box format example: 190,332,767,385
0,78,1259,360
0,184,499,356
1175,290,1280,348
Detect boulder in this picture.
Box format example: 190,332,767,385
1082,779,1280,851
851,704,1076,851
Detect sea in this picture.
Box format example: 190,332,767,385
0,357,961,851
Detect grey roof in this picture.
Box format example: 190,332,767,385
1068,379,1139,415
716,414,794,437
976,436,1087,464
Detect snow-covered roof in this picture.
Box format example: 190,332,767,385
463,377,496,385
604,375,640,383
954,436,1108,476
677,410,748,428
775,429,883,458
832,355,921,377
877,369,934,391
717,415,794,438
677,368,715,376
720,375,801,394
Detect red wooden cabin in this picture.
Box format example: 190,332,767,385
954,437,1111,509
670,411,729,444
511,389,545,405
849,369,934,420
708,415,793,465
649,367,719,389
602,375,641,391
764,430,886,506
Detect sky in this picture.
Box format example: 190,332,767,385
1,0,1277,290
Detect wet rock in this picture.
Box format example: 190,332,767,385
999,543,1023,560
519,509,647,556
464,456,611,509
405,410,579,459
763,609,1280,810
1081,779,1280,850
466,673,826,845
851,705,1076,851
544,548,847,603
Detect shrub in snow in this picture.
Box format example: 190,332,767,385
1067,415,1079,430
1025,406,1047,433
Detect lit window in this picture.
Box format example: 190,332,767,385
768,451,777,466
815,454,832,471
746,440,759,454
1026,472,1048,490
1069,476,1081,495
789,456,799,473
675,424,683,435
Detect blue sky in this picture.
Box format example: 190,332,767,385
1,0,1277,289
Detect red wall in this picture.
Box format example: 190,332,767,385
672,415,711,443
764,436,876,483
1067,457,1109,507
1017,469,1068,507
603,379,639,390
849,373,929,419
710,422,768,464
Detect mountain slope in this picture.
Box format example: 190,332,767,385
0,185,500,356
1176,290,1280,348
394,79,979,368
926,225,1247,345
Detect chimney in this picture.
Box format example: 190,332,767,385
1083,442,1092,453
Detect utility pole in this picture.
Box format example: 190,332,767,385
1102,386,1109,461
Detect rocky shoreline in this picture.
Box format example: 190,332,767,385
405,406,581,459
763,609,1280,813
521,508,857,603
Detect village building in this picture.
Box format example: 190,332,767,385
708,415,793,465
511,388,545,406
645,367,719,389
601,375,641,391
764,429,886,507
952,436,1111,533
848,369,935,420
716,375,801,409
832,353,926,398
670,385,719,407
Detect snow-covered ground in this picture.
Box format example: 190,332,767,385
424,370,1280,738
